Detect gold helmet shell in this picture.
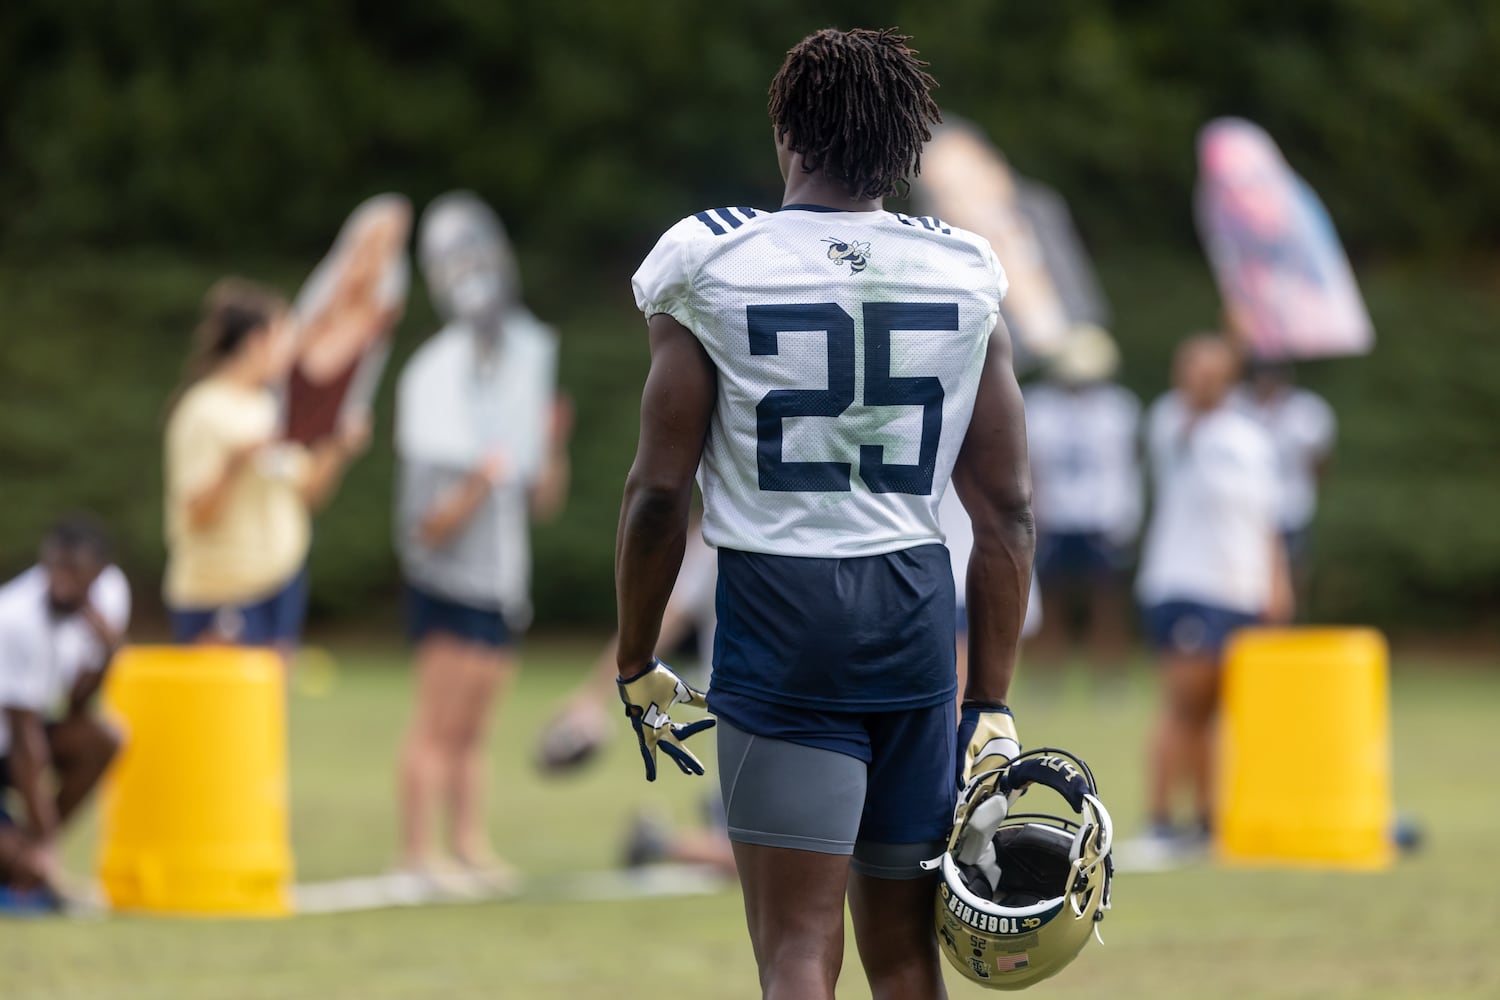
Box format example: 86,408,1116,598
926,749,1114,990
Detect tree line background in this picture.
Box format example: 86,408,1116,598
2,0,1497,632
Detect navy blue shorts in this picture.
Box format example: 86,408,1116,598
711,545,956,712
710,688,956,845
405,584,515,649
169,568,310,646
1036,531,1125,586
1143,600,1259,659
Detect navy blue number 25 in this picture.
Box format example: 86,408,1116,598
747,301,956,495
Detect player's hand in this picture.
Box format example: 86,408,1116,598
958,702,1020,787
617,659,715,782
951,703,1020,841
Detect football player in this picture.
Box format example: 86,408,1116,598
615,28,1033,999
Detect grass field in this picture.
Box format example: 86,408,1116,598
2,642,1498,999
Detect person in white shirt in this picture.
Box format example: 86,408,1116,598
0,516,129,902
1229,358,1336,601
1137,336,1291,848
393,193,572,891
1023,325,1142,671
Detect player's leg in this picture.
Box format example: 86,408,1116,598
734,843,850,999
718,716,867,999
448,640,519,869
46,715,122,826
848,704,954,1000
848,872,946,1000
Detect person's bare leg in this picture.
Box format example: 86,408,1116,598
1149,655,1215,826
849,869,948,1000
734,842,850,1000
398,633,463,870
448,644,518,867
1180,663,1222,827
664,830,738,877
47,714,122,825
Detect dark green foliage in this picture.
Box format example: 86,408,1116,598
2,250,1497,630
1,3,1496,630
1,2,1496,257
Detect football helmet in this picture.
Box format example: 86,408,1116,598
926,748,1114,990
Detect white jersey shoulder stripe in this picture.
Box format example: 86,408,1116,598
693,206,762,236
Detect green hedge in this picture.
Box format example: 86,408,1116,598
2,2,1497,630
2,2,1497,258
2,250,1497,631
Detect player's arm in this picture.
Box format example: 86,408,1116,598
951,318,1034,790
613,313,717,780
5,706,58,843
615,313,715,678
953,318,1035,706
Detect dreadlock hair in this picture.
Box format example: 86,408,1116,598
768,27,941,201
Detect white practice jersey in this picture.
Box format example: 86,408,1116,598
1137,394,1278,613
633,205,1007,559
1228,385,1336,532
1024,381,1144,541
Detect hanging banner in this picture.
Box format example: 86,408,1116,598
1195,118,1373,360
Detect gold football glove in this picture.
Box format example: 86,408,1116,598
617,659,716,782
950,702,1021,844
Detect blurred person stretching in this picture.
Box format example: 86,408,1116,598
1137,336,1290,853
536,513,735,878
616,29,1032,1000
394,194,571,888
1229,357,1336,606
0,515,128,907
163,280,368,657
1023,325,1142,673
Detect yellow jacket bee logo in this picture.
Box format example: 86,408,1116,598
823,238,871,273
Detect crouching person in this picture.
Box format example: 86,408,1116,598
0,515,129,908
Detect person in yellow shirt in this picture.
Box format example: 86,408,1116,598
163,279,367,656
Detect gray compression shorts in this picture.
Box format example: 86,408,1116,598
716,718,944,880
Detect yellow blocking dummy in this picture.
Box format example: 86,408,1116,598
98,646,292,915
1216,628,1393,870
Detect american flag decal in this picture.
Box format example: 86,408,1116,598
993,952,1030,972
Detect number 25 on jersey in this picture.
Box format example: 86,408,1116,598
748,301,954,497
